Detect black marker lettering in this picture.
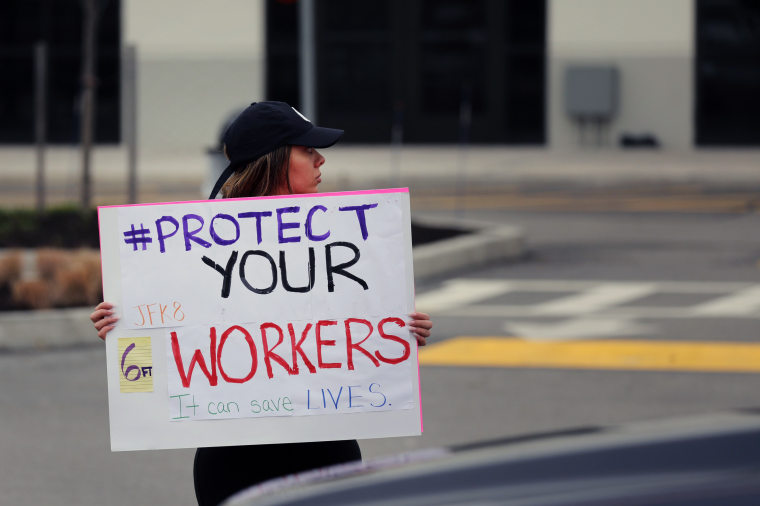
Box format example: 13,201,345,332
201,251,238,298
325,241,368,292
279,247,316,293
239,250,277,294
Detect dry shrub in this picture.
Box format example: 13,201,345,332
74,248,102,302
4,248,102,309
50,249,102,307
12,279,51,309
75,249,102,301
0,250,23,286
53,268,92,306
37,248,67,281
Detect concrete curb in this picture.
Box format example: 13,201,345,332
0,307,95,350
412,215,525,279
0,216,525,351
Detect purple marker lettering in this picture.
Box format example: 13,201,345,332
121,343,141,381
305,205,330,241
238,211,273,244
183,214,212,251
338,203,378,240
210,213,240,246
155,216,179,253
277,206,301,243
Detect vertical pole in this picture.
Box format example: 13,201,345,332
456,83,472,217
124,45,138,204
34,41,48,212
80,0,97,208
299,0,316,121
390,100,404,187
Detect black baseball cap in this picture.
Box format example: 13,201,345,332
208,101,344,199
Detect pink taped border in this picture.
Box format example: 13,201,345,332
97,185,421,431
96,208,106,305
417,348,424,433
97,187,409,210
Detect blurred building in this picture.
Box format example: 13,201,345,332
0,0,758,158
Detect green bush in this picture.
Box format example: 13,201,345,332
0,206,99,248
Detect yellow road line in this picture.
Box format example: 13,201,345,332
419,337,760,373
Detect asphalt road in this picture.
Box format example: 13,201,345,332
363,208,760,454
2,206,760,505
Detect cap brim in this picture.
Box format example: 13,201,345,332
289,126,344,149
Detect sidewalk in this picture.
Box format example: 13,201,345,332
1,146,759,207
325,146,760,190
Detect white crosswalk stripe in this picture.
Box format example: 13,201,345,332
532,283,658,316
416,278,760,319
414,279,512,313
504,316,656,341
690,286,760,316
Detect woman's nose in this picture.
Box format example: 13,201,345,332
315,150,325,167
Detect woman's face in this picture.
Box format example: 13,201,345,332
281,145,325,195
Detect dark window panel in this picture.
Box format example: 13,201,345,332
0,0,121,144
315,0,394,141
420,0,486,31
321,0,390,32
696,0,760,145
267,0,546,144
321,43,392,113
266,0,300,108
418,44,487,115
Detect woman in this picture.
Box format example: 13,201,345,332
91,101,432,505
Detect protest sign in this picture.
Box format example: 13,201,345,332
98,189,421,451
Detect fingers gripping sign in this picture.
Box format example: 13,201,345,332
91,301,119,341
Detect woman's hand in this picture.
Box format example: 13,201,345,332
408,311,433,346
90,301,118,341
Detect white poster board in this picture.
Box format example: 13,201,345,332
98,188,421,451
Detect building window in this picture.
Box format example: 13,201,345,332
0,0,121,144
696,0,760,145
266,0,545,144
266,0,300,109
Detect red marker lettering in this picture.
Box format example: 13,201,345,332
344,318,380,370
288,323,316,374
217,325,257,383
375,317,411,365
261,322,297,378
316,320,341,369
171,328,218,387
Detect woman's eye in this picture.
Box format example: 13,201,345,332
305,147,314,154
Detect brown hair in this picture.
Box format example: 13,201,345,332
221,145,292,198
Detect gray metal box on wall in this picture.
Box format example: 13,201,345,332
565,66,619,121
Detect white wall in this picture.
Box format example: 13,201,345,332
123,0,266,155
548,0,694,150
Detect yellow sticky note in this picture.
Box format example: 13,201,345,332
118,337,154,393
